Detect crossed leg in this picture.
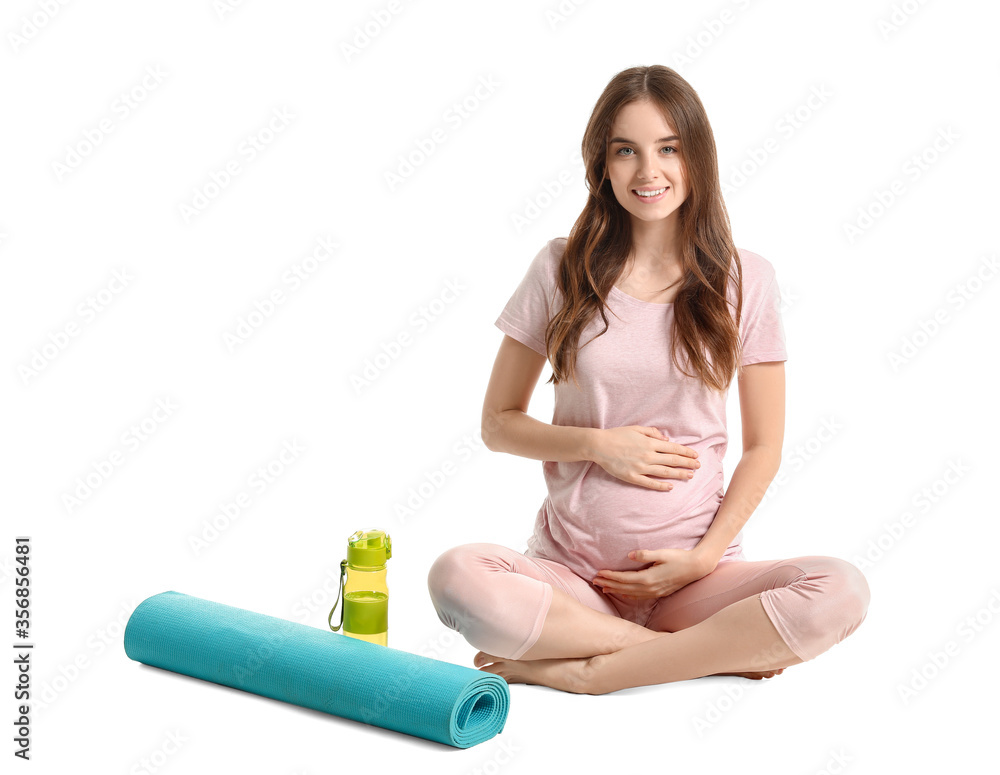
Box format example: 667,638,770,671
427,545,870,695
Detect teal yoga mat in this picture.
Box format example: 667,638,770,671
123,591,509,749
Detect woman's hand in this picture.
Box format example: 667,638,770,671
592,548,714,600
589,426,700,490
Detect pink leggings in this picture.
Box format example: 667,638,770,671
427,543,871,664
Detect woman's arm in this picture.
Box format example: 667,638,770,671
482,335,598,462
694,361,786,568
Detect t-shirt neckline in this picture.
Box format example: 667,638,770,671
609,284,675,308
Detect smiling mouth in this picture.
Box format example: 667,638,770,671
633,186,668,197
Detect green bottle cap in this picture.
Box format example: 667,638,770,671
346,528,392,567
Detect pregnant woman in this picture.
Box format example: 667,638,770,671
427,65,870,695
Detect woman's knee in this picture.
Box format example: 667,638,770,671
426,543,506,608
818,556,870,626
425,543,541,655
427,543,475,602
798,556,871,647
427,544,480,632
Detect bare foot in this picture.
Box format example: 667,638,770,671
473,650,597,694
712,667,785,680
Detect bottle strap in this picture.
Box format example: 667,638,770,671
328,559,348,632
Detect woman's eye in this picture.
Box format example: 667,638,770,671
615,146,677,156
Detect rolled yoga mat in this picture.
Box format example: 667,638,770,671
123,591,510,749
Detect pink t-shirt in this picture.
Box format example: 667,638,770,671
494,237,787,584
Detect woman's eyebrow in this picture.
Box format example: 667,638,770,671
608,135,680,144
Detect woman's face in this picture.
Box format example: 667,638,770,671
605,99,688,226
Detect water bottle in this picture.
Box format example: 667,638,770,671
328,528,391,646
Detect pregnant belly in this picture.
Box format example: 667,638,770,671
536,453,725,578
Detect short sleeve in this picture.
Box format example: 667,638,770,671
494,240,560,358
738,254,788,366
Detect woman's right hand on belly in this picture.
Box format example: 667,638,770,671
588,426,701,491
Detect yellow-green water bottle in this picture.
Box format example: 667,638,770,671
328,529,391,646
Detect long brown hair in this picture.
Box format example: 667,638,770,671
544,65,745,395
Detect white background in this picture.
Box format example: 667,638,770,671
3,0,998,772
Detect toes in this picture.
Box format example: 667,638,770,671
477,662,516,685
474,651,501,668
